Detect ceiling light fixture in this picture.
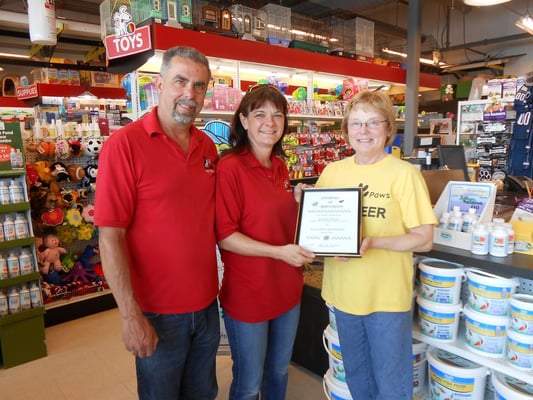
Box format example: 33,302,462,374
516,1,533,35
463,0,511,6
516,13,533,34
381,48,447,67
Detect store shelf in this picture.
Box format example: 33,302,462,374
0,271,40,289
413,320,533,385
149,25,441,91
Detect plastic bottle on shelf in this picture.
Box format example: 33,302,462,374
19,284,31,312
32,118,42,138
439,212,450,229
504,222,515,255
8,178,24,203
448,206,463,231
471,223,489,255
19,248,33,275
56,119,64,137
0,180,10,205
7,251,20,278
3,215,16,241
0,290,8,317
7,287,20,314
9,148,17,169
461,207,478,233
14,213,29,239
0,253,7,279
29,282,42,308
489,224,509,257
48,119,56,138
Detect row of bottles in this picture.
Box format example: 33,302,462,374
438,208,516,257
471,218,515,257
438,206,479,233
0,247,35,279
33,117,101,138
0,213,30,242
0,283,42,317
0,179,25,205
9,149,24,169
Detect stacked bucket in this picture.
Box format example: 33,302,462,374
322,304,430,399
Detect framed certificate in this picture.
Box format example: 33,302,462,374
295,188,362,257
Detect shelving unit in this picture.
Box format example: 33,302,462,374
0,167,46,368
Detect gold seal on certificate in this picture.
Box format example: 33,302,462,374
295,187,362,257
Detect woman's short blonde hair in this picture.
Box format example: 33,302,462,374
341,90,397,148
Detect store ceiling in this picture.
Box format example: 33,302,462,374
0,0,530,76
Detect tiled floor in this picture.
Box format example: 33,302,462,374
0,308,325,400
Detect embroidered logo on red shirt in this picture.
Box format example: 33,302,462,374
204,157,215,174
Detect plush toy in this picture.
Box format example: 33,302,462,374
39,233,67,277
61,245,100,284
50,161,70,182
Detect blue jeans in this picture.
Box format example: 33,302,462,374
334,308,413,400
223,305,300,400
136,300,220,400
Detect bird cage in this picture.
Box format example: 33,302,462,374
230,4,267,41
290,12,328,45
260,3,291,46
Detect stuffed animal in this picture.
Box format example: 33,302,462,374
39,233,67,277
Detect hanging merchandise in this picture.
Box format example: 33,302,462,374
508,73,533,178
27,0,57,46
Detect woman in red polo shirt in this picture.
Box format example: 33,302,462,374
215,84,315,400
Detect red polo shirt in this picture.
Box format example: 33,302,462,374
216,149,303,322
94,107,219,314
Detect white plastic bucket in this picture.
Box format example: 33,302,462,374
412,339,428,394
506,328,533,370
413,358,427,395
427,348,488,400
491,372,533,399
326,302,337,331
418,258,464,305
510,294,533,335
322,325,344,383
416,296,461,341
463,305,508,358
466,269,519,316
323,370,352,400
413,339,427,364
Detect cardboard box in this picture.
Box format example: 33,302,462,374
510,198,533,255
511,220,533,255
432,181,496,250
30,68,59,84
91,72,119,87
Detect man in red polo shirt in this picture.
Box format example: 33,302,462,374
94,46,219,400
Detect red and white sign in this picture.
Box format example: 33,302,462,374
104,25,152,60
16,83,39,100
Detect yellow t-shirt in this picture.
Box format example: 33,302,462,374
315,155,438,315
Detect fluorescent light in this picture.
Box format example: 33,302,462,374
516,14,533,35
463,0,511,5
0,52,30,59
381,48,447,67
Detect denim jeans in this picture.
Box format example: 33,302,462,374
223,304,300,400
334,308,413,400
136,300,220,400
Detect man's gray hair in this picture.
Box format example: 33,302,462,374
160,46,211,80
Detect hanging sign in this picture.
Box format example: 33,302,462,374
16,83,39,100
104,6,152,60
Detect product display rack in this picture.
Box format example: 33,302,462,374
0,169,46,368
456,99,516,182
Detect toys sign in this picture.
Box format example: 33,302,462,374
104,25,152,60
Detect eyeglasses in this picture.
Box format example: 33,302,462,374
247,83,281,93
350,119,388,130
